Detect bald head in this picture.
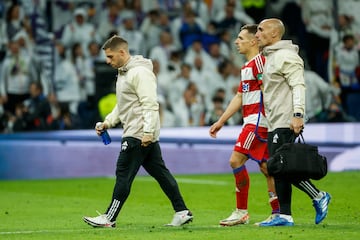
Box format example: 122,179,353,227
255,18,285,48
261,18,285,38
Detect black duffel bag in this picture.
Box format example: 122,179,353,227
267,133,328,180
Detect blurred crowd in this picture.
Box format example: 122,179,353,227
0,0,360,133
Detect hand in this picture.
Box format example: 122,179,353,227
209,121,223,138
290,117,304,135
141,133,153,147
95,122,108,136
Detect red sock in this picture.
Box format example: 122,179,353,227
234,166,249,210
268,191,280,214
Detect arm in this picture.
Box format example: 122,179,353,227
60,24,73,48
96,104,121,136
102,104,121,129
282,54,305,134
209,92,242,138
312,71,334,109
134,67,159,146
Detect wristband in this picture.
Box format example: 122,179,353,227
293,112,304,118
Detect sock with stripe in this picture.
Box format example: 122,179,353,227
293,180,320,199
106,199,121,222
233,165,249,210
268,191,280,214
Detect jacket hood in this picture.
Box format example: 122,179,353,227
262,40,299,56
125,55,153,72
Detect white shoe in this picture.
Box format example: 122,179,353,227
219,209,249,226
165,210,193,226
254,214,277,226
83,212,116,228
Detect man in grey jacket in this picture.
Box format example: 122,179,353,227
255,18,331,226
83,35,193,228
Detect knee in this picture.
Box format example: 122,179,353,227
229,158,239,169
229,152,248,169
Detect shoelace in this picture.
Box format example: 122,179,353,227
96,210,109,220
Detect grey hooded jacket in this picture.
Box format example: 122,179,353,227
104,55,160,141
262,40,306,131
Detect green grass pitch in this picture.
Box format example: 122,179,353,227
0,171,359,240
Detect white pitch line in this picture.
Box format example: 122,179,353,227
136,177,231,186
0,224,229,235
0,229,91,235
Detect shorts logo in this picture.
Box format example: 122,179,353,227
272,133,279,144
121,141,128,151
235,142,241,147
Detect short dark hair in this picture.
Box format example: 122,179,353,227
212,96,224,103
102,35,128,51
342,34,354,43
240,24,258,35
31,81,43,92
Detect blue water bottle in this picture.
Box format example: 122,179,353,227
96,122,111,145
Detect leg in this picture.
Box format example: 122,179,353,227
142,142,193,227
219,151,250,226
83,137,144,228
106,137,144,221
142,142,188,212
293,179,331,224
292,179,320,199
273,176,292,215
230,151,249,211
259,129,294,226
259,161,280,214
267,129,294,216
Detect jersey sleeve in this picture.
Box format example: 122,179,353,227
254,55,265,85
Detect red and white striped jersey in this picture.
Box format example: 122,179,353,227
238,54,267,129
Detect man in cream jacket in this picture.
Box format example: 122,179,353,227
83,35,193,228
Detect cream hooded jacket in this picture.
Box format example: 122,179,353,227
262,40,306,131
103,55,160,141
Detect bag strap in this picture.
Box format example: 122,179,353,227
297,132,305,143
254,91,267,142
290,131,305,143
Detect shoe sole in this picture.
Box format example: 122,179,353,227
254,215,277,226
182,217,193,225
220,220,249,226
165,216,193,226
220,217,250,226
259,222,294,227
83,217,116,228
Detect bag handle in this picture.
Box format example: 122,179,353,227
297,132,305,143
290,131,305,143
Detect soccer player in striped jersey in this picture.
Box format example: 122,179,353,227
209,24,279,226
